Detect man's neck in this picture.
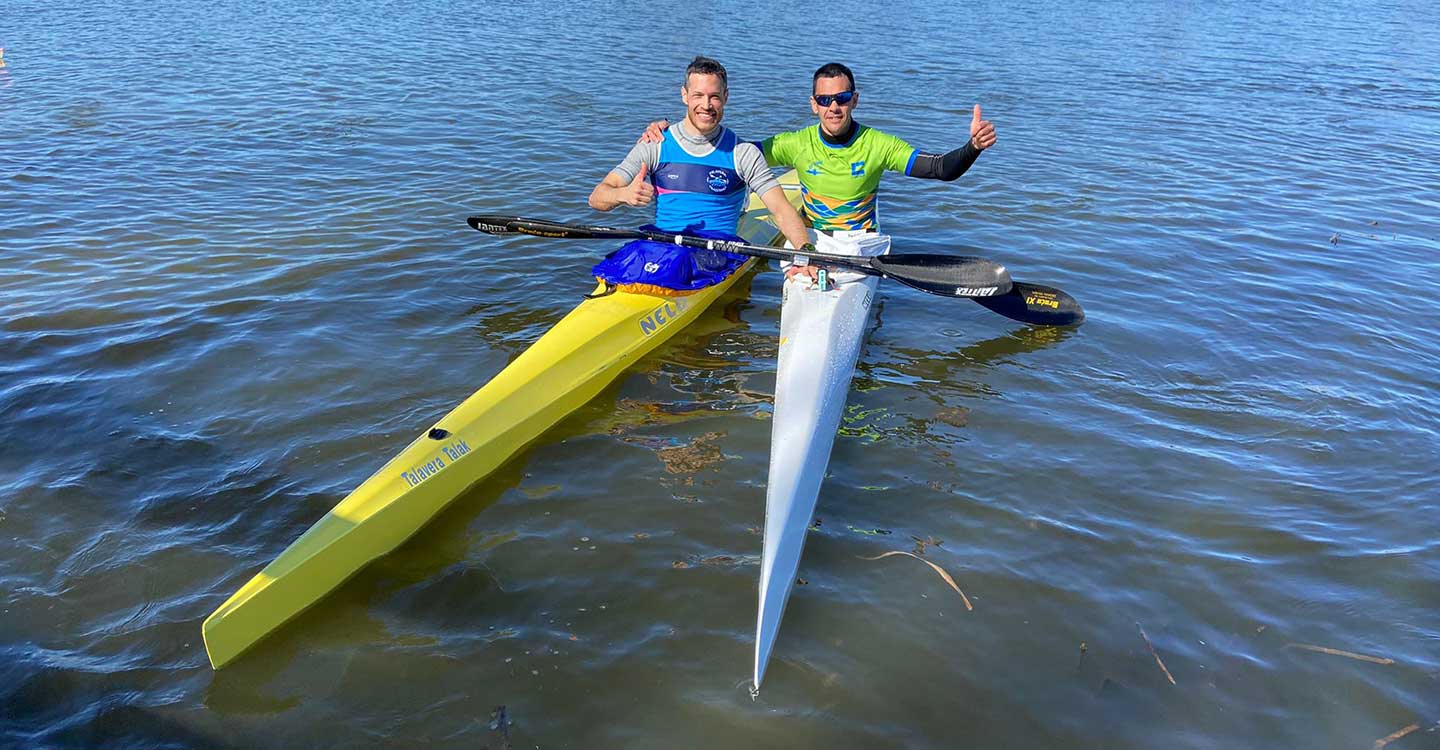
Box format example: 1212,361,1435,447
680,118,720,140
820,120,857,145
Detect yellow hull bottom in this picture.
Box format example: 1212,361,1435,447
203,175,800,668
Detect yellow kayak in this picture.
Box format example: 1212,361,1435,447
203,172,803,669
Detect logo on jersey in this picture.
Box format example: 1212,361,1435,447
707,170,730,192
851,161,866,176
806,160,823,176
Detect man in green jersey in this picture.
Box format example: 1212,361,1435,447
641,62,996,283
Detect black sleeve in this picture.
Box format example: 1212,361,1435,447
907,141,982,181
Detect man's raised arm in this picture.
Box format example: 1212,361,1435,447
906,104,997,181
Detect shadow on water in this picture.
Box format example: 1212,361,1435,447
203,460,524,714
462,298,574,358
858,305,1081,397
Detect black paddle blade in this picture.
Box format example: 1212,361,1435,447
972,282,1085,326
466,215,643,241
870,254,1013,297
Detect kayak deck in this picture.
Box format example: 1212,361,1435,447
203,172,802,669
754,235,886,690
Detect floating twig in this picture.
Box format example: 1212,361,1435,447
1136,622,1177,685
1284,643,1394,665
1374,722,1419,749
910,535,943,555
860,550,973,610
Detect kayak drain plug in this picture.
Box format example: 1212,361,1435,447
428,428,451,440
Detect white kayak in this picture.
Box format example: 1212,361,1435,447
753,231,890,690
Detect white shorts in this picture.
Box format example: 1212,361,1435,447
783,229,891,285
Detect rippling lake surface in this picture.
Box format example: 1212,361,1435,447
4,1,1438,747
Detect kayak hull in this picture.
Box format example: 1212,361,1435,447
753,235,886,689
204,176,801,669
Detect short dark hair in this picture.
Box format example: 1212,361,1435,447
685,56,728,92
812,62,855,92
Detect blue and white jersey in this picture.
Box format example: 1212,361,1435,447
608,121,780,235
651,126,747,233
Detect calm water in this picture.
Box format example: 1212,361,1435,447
4,1,1439,747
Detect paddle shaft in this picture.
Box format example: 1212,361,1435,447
470,215,974,285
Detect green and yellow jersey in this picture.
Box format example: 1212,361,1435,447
761,124,918,232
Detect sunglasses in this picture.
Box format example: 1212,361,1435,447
812,90,855,107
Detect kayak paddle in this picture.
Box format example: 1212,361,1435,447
467,215,1012,299
467,215,1084,326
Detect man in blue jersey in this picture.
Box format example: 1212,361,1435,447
588,56,812,295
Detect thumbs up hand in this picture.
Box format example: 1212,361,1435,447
622,163,655,207
969,105,996,150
